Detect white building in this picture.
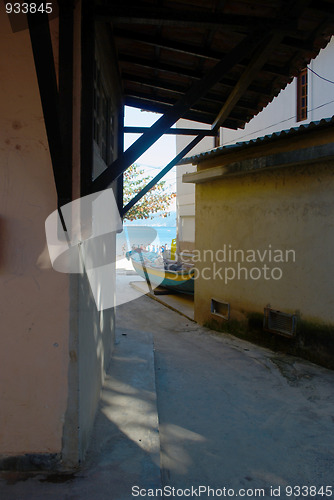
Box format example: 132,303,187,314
222,37,334,146
176,120,216,253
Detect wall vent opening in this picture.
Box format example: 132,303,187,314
211,299,230,320
263,307,297,337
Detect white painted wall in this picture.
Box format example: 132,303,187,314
222,36,334,146
176,119,215,247
0,10,69,457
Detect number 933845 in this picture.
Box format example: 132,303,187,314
5,3,53,14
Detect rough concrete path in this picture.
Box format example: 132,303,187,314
119,295,334,498
0,326,161,500
1,292,334,499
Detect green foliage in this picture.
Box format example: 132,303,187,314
123,164,176,221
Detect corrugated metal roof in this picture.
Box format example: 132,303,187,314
178,116,334,164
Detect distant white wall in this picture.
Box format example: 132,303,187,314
222,36,334,146
176,119,215,246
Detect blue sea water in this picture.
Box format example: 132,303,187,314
152,226,177,247
116,226,176,254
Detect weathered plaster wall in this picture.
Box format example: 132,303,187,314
77,256,116,461
67,14,121,463
194,161,334,328
0,10,69,456
0,1,123,468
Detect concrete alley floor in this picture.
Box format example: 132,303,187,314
121,295,334,496
1,281,334,499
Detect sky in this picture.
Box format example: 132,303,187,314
123,106,177,204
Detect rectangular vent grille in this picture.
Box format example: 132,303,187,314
264,307,297,337
211,298,230,320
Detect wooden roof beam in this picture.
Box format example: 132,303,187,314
92,29,265,192
212,31,286,130
125,95,245,126
119,53,291,83
96,5,294,31
124,90,225,115
211,0,315,130
114,28,233,61
124,93,218,120
123,75,226,106
121,136,204,217
124,96,217,125
123,81,259,115
115,27,315,62
27,10,72,207
121,67,272,98
124,126,217,136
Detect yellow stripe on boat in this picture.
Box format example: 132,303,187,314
132,261,193,282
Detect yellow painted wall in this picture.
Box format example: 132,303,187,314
0,11,69,454
194,160,334,326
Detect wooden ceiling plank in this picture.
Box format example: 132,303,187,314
124,95,214,121
123,74,226,105
124,90,221,118
122,64,272,97
119,52,293,83
114,27,218,60
115,27,315,62
96,5,292,30
92,29,265,191
212,30,286,130
125,85,258,114
124,95,246,127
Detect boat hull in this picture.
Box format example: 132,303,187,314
131,259,194,294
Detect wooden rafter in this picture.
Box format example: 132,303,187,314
123,76,259,115
211,0,316,130
118,53,290,82
121,136,204,217
92,29,267,192
124,96,224,126
124,90,220,115
115,26,323,57
212,31,284,130
96,4,295,31
27,10,72,207
124,127,217,136
121,69,272,99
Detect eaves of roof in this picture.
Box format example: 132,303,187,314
178,116,334,165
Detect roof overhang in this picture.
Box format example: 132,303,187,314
179,116,334,167
99,0,334,129
27,0,334,203
182,116,334,183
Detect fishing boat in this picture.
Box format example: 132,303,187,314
126,249,194,294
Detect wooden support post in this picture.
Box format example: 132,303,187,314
93,29,266,192
80,0,95,197
27,11,71,207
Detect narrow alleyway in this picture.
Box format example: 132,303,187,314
122,295,334,495
1,292,334,499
